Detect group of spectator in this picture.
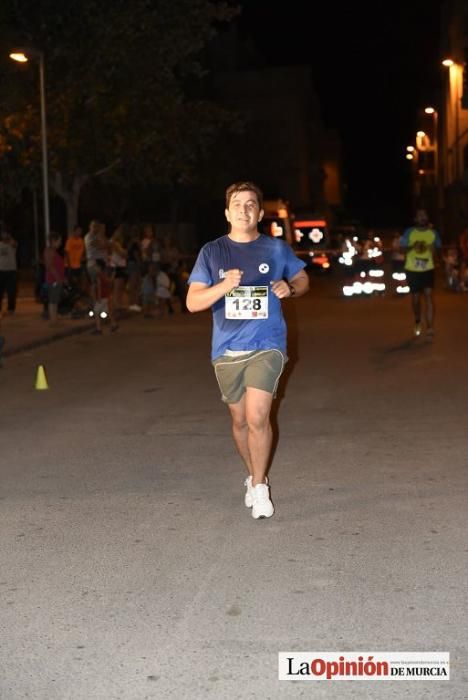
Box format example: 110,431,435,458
38,221,189,327
442,224,468,292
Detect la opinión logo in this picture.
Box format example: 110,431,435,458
278,652,450,681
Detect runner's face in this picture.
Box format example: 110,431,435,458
225,191,263,233
415,210,429,227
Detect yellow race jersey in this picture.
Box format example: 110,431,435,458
401,227,441,272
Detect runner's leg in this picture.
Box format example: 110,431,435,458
228,394,252,477
245,386,273,486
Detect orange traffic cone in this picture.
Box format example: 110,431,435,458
35,365,49,390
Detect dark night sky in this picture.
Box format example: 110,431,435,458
237,1,444,226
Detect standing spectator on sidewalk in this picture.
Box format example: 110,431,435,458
390,231,405,274
65,225,85,289
85,220,109,294
127,225,142,312
458,222,468,291
0,229,18,315
141,262,157,318
109,225,128,315
400,208,442,339
44,232,65,325
156,263,174,317
161,235,184,309
84,219,100,278
186,181,309,519
141,224,160,266
160,235,180,273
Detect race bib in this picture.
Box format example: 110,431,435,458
414,257,428,270
225,285,268,319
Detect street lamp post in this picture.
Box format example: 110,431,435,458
9,50,50,247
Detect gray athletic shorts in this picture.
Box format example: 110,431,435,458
212,349,287,404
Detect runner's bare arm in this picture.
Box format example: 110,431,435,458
186,269,243,312
270,269,309,299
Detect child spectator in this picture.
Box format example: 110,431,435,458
92,259,118,334
156,264,174,316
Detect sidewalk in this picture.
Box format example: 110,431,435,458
0,269,186,360
0,295,93,358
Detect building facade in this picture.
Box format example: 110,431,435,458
440,0,468,237
214,65,336,214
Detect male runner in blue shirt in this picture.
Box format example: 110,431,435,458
187,181,309,519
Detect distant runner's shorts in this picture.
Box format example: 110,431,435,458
212,349,287,404
406,269,435,293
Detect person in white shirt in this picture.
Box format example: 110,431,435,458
0,229,18,314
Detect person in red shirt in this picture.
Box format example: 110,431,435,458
44,232,65,325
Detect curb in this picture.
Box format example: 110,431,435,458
3,322,95,358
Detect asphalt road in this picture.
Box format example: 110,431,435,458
1,274,467,699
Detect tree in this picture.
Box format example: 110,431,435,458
0,0,239,230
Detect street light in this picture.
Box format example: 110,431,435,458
9,49,50,246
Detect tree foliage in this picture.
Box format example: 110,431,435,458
0,0,239,213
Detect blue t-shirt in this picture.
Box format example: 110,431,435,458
188,233,306,360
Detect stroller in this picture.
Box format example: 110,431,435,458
39,279,90,318
59,282,87,317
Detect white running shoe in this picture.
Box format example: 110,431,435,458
251,483,274,519
129,304,142,312
244,475,254,507
244,475,269,507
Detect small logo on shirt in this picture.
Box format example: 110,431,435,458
219,268,226,279
259,263,269,273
